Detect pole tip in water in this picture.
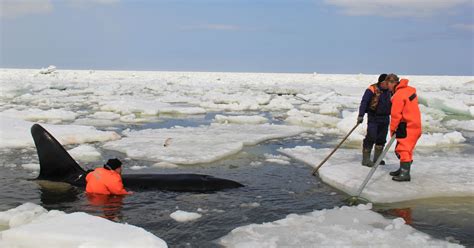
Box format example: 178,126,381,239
344,196,370,206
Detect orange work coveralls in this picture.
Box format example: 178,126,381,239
86,168,129,195
390,79,422,162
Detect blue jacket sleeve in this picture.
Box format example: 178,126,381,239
358,89,374,117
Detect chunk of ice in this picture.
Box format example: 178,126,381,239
21,163,40,171
170,210,202,222
286,109,340,128
104,124,308,164
67,145,101,162
214,115,268,124
0,116,120,149
0,108,77,123
0,203,167,248
218,204,461,248
418,132,466,147
279,146,474,203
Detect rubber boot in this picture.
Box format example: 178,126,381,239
389,167,401,176
361,148,374,167
392,161,411,182
373,145,386,165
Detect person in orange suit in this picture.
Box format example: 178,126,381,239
86,158,131,195
386,74,422,182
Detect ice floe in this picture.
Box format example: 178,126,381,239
420,93,473,117
218,204,462,247
0,203,167,248
38,65,57,75
336,111,368,142
239,202,260,208
89,111,121,120
263,96,294,111
98,97,206,116
1,69,472,140
0,116,120,149
67,145,102,163
130,165,147,170
263,154,291,165
0,108,78,124
279,146,474,203
199,91,271,112
417,131,466,147
214,115,268,124
285,109,340,128
21,163,40,171
170,210,202,222
445,119,474,132
152,162,179,168
103,123,308,164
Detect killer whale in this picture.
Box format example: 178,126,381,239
31,124,243,192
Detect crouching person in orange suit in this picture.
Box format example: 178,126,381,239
86,158,131,195
386,74,422,182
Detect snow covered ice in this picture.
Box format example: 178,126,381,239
0,68,473,247
0,203,167,248
103,123,308,164
0,68,472,198
219,204,462,248
280,146,474,203
99,97,206,116
0,108,77,124
67,145,102,163
214,114,268,124
169,210,202,222
0,116,120,149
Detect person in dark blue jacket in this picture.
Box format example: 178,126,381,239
357,74,392,167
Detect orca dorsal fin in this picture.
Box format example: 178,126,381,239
31,124,86,184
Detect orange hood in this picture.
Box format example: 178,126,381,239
396,79,409,91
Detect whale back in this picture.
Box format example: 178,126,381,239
30,124,243,191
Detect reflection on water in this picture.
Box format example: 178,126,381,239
38,180,79,205
37,181,125,222
384,208,413,224
375,197,474,246
85,194,125,221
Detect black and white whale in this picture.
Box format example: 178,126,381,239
31,124,243,192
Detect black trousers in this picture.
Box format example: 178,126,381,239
363,120,389,149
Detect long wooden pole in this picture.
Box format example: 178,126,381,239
311,123,360,176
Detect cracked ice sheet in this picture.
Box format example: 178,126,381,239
279,146,474,203
0,116,120,149
214,115,268,124
218,204,461,248
0,108,77,123
99,98,206,115
1,69,472,136
67,145,102,163
0,203,167,248
103,123,309,165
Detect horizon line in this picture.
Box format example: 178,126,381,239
1,66,472,77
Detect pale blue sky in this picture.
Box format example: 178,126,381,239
1,0,473,75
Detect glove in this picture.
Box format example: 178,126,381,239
395,122,407,138
357,116,364,124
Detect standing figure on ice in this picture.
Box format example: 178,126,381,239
386,74,422,182
357,73,391,167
